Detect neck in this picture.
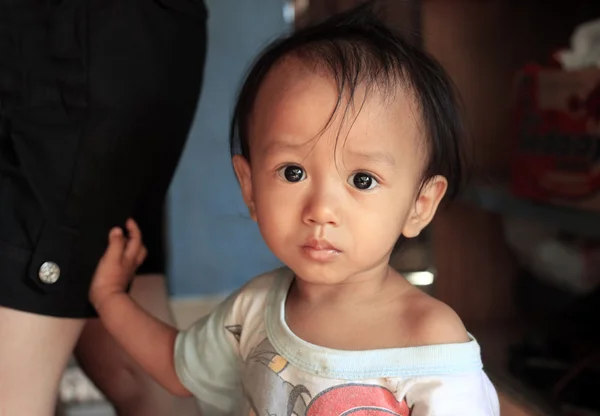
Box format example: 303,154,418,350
290,263,403,308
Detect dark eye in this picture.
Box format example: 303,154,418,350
349,172,378,190
278,165,306,183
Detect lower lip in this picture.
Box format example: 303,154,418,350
302,246,341,262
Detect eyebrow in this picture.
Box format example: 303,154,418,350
263,139,397,168
346,149,396,168
263,139,314,156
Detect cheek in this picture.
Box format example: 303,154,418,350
253,193,301,263
351,208,404,255
349,193,411,253
252,178,301,235
254,178,296,213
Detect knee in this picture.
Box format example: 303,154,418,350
95,361,146,405
74,334,150,407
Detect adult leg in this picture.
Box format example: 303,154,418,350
0,2,207,416
0,3,96,415
75,275,200,416
0,308,85,416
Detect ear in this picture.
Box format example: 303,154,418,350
232,155,257,221
402,176,448,238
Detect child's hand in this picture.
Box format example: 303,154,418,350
89,218,147,311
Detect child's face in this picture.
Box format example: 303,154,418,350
234,59,447,284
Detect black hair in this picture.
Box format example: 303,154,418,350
230,1,466,200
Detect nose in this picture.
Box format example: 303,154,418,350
302,184,342,227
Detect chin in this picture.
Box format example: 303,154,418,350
285,261,351,285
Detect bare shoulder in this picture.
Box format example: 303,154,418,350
403,289,470,346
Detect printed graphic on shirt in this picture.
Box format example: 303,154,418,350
226,325,243,342
239,337,413,416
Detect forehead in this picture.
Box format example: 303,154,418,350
248,57,423,156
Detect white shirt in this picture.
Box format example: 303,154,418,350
174,267,500,415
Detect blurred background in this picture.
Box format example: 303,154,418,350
57,0,600,415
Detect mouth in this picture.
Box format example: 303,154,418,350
301,239,342,262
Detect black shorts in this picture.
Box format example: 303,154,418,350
0,0,208,318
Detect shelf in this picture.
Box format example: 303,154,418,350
463,185,600,239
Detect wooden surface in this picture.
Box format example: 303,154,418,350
424,0,600,323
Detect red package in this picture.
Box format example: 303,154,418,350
509,65,600,212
